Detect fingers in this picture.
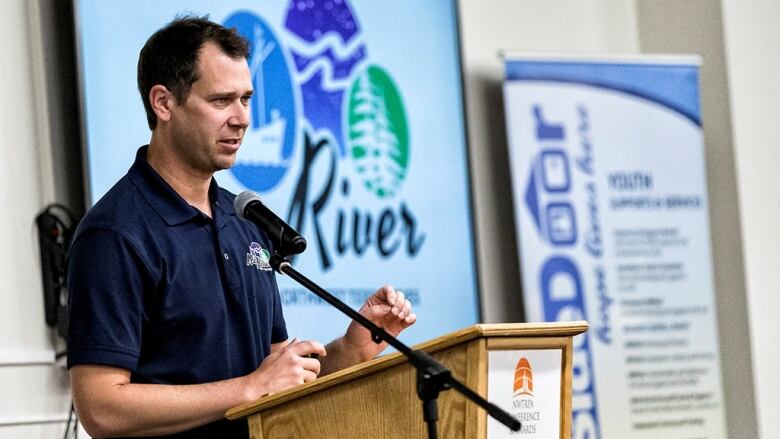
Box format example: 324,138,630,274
391,293,416,325
366,286,415,320
285,339,327,358
279,353,320,383
390,290,404,314
372,284,395,304
302,368,318,384
284,339,326,378
394,291,410,318
363,293,416,326
399,301,414,323
299,356,321,378
375,286,404,314
250,340,328,397
387,290,414,321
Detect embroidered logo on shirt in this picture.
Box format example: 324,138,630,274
246,242,272,271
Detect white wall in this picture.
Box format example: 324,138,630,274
720,1,780,437
457,0,639,323
0,0,73,437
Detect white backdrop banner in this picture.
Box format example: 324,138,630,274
503,55,727,438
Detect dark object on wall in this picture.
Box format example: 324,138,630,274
36,203,78,340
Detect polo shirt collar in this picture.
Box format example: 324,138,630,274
210,177,238,230
128,146,234,227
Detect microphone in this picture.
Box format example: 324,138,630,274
233,191,307,256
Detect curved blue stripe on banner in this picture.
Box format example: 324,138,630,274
514,76,701,126
505,61,701,126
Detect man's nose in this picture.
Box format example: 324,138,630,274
228,101,250,129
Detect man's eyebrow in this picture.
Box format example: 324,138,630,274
209,91,237,98
208,90,254,99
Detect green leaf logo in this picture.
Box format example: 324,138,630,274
346,65,409,198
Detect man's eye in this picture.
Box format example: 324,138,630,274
240,96,251,105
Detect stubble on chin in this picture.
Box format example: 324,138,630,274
214,150,239,172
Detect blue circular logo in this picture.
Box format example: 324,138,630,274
224,11,298,192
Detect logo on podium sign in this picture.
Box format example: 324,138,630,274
513,357,534,397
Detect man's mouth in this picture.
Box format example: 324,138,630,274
220,138,242,148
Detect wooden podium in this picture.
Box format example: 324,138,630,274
227,321,588,438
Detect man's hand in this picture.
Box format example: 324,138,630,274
348,285,417,355
243,338,327,400
321,285,417,374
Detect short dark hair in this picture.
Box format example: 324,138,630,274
137,15,250,130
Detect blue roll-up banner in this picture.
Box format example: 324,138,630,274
503,55,727,438
74,1,479,348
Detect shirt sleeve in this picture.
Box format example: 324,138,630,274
66,228,154,371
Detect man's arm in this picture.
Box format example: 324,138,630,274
72,286,414,436
320,285,416,375
71,339,325,438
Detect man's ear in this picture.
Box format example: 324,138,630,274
149,85,175,123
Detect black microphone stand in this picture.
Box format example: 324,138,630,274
269,254,521,438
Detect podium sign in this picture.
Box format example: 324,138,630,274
487,349,563,438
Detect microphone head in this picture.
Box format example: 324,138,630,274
233,190,307,256
234,191,262,219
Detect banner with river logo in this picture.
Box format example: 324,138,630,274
75,0,479,346
503,54,727,438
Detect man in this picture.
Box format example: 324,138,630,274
67,16,415,438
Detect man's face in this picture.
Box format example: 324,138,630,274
167,41,253,176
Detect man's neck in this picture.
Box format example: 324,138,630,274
147,136,213,218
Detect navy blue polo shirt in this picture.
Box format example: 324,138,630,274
67,146,287,438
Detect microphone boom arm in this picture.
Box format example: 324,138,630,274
268,254,521,438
